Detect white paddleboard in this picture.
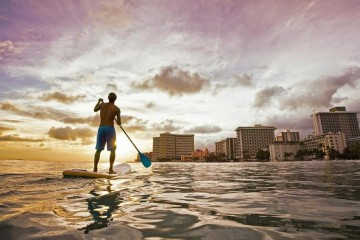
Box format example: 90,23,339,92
63,163,131,178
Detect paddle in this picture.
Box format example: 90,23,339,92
118,124,152,168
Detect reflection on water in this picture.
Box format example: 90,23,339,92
80,188,122,234
0,160,360,239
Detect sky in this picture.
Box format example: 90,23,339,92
1,0,360,162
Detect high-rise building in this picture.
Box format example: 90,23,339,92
215,140,225,155
312,107,360,142
235,124,276,160
275,129,300,142
225,138,237,160
215,138,238,160
152,132,194,160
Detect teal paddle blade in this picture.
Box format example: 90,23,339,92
139,152,152,168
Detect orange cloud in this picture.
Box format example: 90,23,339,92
0,134,43,142
0,101,22,113
48,126,95,145
0,126,16,135
133,65,209,96
39,92,85,104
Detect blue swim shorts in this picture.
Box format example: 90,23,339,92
95,126,116,151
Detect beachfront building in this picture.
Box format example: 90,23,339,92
215,138,238,160
152,132,194,161
225,138,237,160
275,129,300,142
312,107,360,143
215,140,225,155
269,141,301,161
302,132,347,155
235,124,276,160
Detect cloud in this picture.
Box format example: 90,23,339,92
131,79,152,90
253,86,287,109
0,126,16,135
0,101,98,126
264,114,315,138
39,92,86,104
121,115,149,133
48,126,95,145
0,101,22,113
153,119,180,132
0,134,43,142
133,65,210,96
0,119,22,123
233,73,253,87
280,67,360,110
184,125,222,134
0,101,69,120
106,83,120,92
145,102,155,108
62,115,98,126
0,40,21,63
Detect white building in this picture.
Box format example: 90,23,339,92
215,140,225,155
302,132,347,155
275,129,300,142
235,124,276,160
312,107,360,143
269,142,301,161
215,138,237,160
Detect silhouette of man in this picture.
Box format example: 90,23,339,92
93,92,121,174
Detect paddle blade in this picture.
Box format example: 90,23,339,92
139,152,152,168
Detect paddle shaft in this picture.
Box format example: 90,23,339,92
119,125,141,154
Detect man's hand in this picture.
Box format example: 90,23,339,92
115,117,121,126
94,98,103,112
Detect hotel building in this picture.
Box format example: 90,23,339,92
152,132,194,160
312,107,360,143
275,130,300,142
215,140,225,155
225,138,238,160
269,142,301,161
270,129,301,161
235,124,276,160
215,138,238,160
302,132,347,154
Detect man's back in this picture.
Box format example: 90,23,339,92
99,103,120,126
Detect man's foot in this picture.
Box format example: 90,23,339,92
109,170,117,174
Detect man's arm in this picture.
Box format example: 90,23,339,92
94,98,103,112
115,108,121,126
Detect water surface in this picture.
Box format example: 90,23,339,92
0,160,359,239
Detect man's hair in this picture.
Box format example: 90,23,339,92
108,92,117,102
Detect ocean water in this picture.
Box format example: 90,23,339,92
0,160,359,240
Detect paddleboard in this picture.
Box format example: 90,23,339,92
63,163,131,178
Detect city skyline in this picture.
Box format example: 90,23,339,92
1,0,360,162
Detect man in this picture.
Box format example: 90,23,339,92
93,92,121,174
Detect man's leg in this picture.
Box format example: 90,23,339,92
109,150,116,174
94,150,101,172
